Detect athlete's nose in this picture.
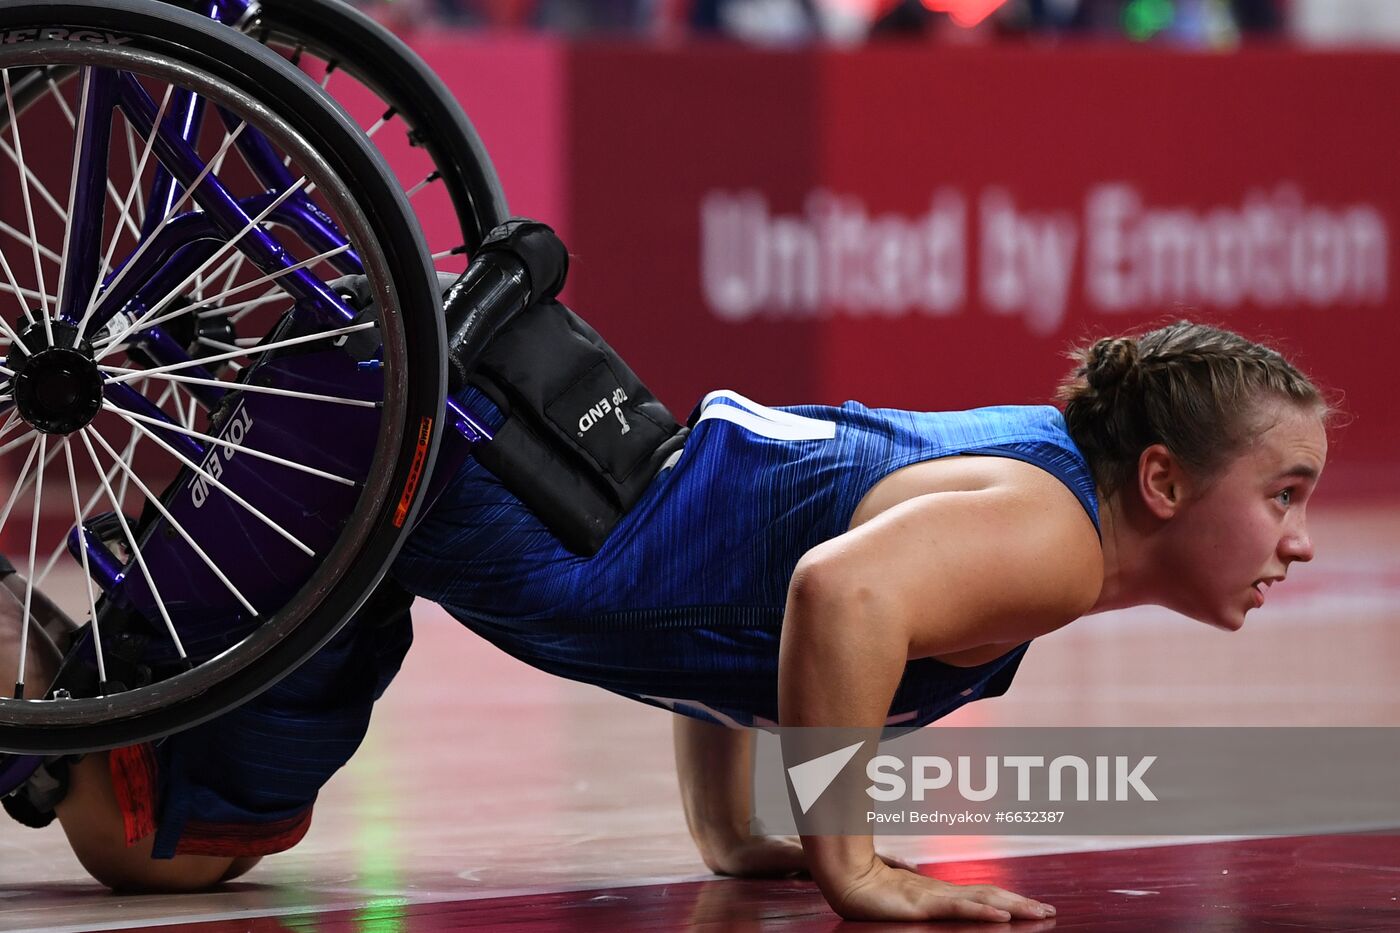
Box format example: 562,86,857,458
1280,521,1314,565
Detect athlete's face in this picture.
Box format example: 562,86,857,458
1161,403,1327,631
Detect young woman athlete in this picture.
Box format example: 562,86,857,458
1,319,1331,923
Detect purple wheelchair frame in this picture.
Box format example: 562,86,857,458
0,0,501,785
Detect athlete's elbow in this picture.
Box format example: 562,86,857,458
787,552,898,640
783,555,909,675
780,559,909,729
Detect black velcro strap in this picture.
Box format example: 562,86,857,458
467,300,687,556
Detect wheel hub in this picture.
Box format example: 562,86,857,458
9,321,103,435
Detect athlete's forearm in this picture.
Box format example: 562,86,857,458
671,715,754,866
777,558,908,896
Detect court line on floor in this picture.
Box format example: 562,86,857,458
11,835,1272,933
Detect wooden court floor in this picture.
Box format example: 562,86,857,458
0,501,1397,931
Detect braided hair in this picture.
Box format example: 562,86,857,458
1056,321,1331,497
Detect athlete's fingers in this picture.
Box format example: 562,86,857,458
894,920,1059,933
931,898,1012,922
963,883,1055,919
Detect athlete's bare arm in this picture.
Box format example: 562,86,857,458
672,717,799,875
777,464,1099,922
0,578,259,892
672,716,920,879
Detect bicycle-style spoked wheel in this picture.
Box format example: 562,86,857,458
11,0,509,425
229,0,509,271
0,0,444,753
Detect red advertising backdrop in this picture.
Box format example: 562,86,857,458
408,39,1397,497
3,38,1393,497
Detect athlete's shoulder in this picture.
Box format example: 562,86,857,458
805,469,1102,656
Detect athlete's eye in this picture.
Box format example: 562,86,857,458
1275,488,1293,507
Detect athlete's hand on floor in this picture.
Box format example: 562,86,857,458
827,857,1055,923
705,835,916,879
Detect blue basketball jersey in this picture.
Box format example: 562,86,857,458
393,391,1100,728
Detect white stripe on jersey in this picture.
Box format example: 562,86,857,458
697,389,835,441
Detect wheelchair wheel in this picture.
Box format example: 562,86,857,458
0,0,445,752
237,0,510,265
7,0,509,432
162,0,509,274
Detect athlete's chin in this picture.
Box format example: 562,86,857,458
1218,612,1247,632
1191,606,1247,632
1218,606,1250,631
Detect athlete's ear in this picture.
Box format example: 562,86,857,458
1137,443,1188,520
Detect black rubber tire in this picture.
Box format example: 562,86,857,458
0,0,446,752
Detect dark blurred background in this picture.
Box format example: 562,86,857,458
352,0,1398,48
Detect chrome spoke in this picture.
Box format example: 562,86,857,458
85,427,258,617
406,171,440,199
14,435,46,696
60,439,107,687
0,428,40,460
0,249,37,351
98,367,378,408
194,288,283,321
104,319,375,383
108,406,316,558
209,244,346,303
0,410,22,443
117,374,165,507
75,120,249,342
41,67,142,243
182,385,199,429
77,428,186,660
0,283,56,309
0,437,41,559
0,133,68,225
52,67,93,343
431,246,467,263
92,175,309,355
196,336,242,355
364,109,394,140
0,434,44,692
105,239,346,341
96,405,358,486
122,118,147,224
38,380,174,587
215,252,249,306
197,250,250,308
0,221,63,265
2,68,51,323
96,87,174,285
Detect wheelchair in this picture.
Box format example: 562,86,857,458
0,0,568,777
